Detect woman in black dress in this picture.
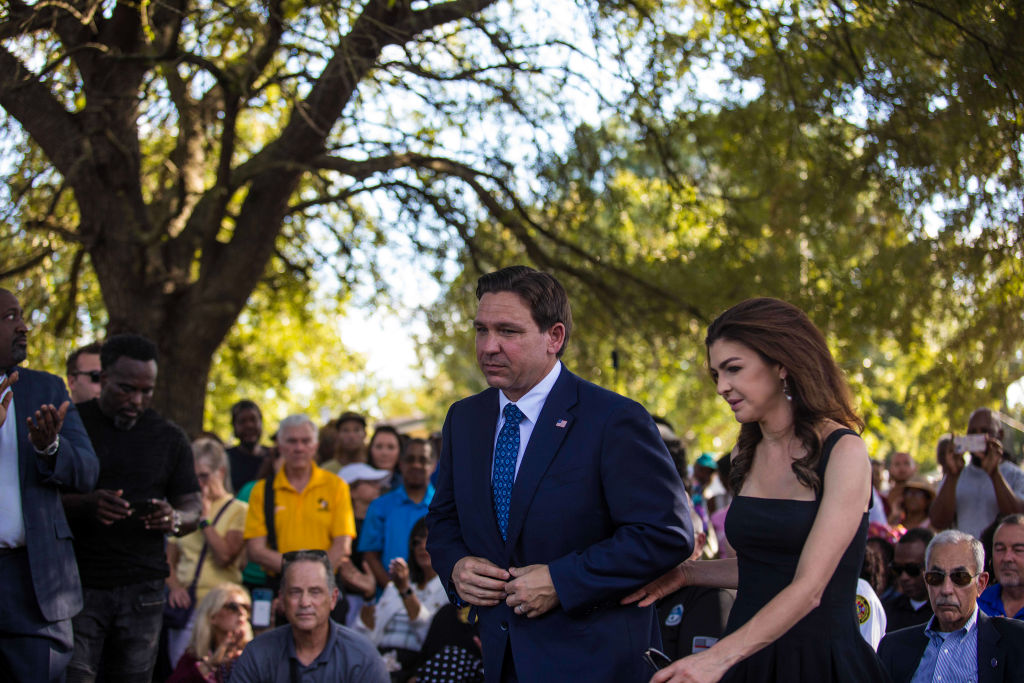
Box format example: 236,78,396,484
627,298,888,682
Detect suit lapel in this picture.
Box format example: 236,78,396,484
505,369,578,548
977,612,1004,683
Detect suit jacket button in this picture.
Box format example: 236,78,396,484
500,621,509,631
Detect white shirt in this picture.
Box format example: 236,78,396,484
0,373,25,547
856,578,887,650
492,361,562,481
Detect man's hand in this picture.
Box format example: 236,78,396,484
140,498,175,532
0,371,17,428
942,438,965,478
980,435,1004,476
452,556,510,606
27,400,69,452
92,489,133,524
505,564,559,618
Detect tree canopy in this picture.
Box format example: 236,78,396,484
2,0,1022,455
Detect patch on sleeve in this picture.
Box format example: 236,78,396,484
664,604,683,626
856,594,871,625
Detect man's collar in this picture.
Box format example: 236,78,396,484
498,361,561,424
288,620,338,666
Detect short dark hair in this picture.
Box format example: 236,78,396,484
100,334,158,369
407,517,429,585
899,527,936,548
475,265,572,357
996,513,1024,536
230,399,262,424
402,437,434,461
66,341,103,376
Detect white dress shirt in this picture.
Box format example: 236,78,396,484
0,374,25,547
492,361,562,481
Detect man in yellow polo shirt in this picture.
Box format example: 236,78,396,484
244,414,355,583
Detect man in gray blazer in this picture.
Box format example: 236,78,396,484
0,288,99,681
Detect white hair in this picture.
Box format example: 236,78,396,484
926,529,985,574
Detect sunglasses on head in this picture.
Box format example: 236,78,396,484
890,562,923,577
924,569,979,587
71,370,102,383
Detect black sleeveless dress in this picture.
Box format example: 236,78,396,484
720,429,890,682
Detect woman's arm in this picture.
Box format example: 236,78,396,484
654,433,871,683
621,559,738,607
205,527,245,568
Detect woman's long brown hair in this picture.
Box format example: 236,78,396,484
705,298,863,496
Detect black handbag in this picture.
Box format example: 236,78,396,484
163,499,234,629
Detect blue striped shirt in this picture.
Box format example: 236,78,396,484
910,608,979,683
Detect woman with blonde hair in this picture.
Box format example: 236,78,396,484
165,438,249,667
167,583,252,682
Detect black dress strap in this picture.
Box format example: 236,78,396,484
814,428,858,482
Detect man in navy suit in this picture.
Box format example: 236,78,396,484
0,288,99,681
426,266,692,683
877,529,1024,683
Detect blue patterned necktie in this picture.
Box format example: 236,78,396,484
492,403,524,541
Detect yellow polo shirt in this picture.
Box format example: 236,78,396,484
243,465,355,554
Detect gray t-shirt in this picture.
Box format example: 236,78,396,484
942,460,1024,539
231,620,388,683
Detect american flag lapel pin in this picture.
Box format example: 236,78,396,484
555,419,567,428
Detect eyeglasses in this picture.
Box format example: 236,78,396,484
924,569,979,587
890,562,923,577
642,647,672,671
71,370,102,383
223,601,251,614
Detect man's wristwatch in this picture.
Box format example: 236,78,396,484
402,586,414,598
198,519,211,530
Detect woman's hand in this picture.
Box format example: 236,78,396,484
622,563,688,607
389,557,410,593
651,650,729,683
167,586,192,609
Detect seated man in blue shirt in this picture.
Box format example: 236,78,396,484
878,530,1024,683
231,549,387,682
978,514,1024,620
359,438,435,589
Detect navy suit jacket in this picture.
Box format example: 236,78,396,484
877,611,1024,683
10,367,99,621
426,367,693,683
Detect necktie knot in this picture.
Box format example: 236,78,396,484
503,403,524,426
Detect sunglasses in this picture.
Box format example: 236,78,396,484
223,601,251,614
924,570,979,587
71,370,102,383
890,562,923,577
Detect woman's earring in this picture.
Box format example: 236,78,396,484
782,377,792,401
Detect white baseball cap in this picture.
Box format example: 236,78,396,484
338,463,391,485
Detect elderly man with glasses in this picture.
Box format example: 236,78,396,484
878,530,1024,683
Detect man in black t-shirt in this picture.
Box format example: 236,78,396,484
225,399,270,492
62,334,201,683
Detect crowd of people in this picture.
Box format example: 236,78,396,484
3,267,1024,683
